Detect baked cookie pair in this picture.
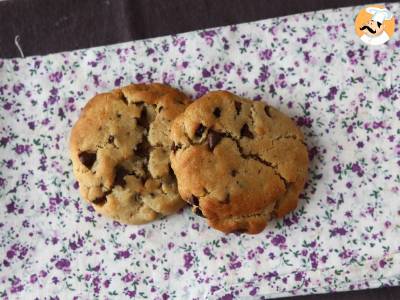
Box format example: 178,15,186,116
70,83,308,234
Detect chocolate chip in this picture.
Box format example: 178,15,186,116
264,105,272,117
116,113,122,118
134,140,150,158
136,108,148,129
114,166,128,187
234,101,242,115
108,136,114,143
193,207,205,218
92,195,107,206
208,130,222,151
158,106,163,113
240,124,254,139
195,124,206,137
231,170,237,177
188,195,199,206
213,107,221,118
171,142,178,154
78,152,96,169
168,165,175,177
120,93,128,105
221,194,230,204
92,191,110,206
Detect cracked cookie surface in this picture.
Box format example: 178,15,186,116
70,83,189,224
170,91,309,234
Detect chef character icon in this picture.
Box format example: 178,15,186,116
359,7,393,45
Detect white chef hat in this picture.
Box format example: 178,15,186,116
366,7,393,24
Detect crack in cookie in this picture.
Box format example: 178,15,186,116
170,90,309,234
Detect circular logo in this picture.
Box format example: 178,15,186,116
355,5,395,46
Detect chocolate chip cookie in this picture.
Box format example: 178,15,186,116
70,83,189,224
170,91,308,234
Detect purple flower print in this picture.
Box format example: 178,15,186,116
271,234,286,246
249,287,259,296
14,144,31,155
115,250,130,260
326,86,338,100
122,272,137,283
351,163,364,177
55,258,70,271
3,102,12,110
0,136,10,146
295,272,304,282
259,49,273,60
330,227,347,237
325,53,333,63
223,62,234,73
47,87,60,105
258,65,270,82
265,271,278,281
162,293,169,300
310,252,318,269
27,121,35,130
30,274,38,284
125,290,136,298
333,164,342,174
69,236,84,250
379,260,387,268
146,48,155,56
229,253,242,270
92,75,101,87
12,83,24,95
296,116,313,128
191,222,199,231
114,76,124,87
183,253,194,270
199,30,217,46
162,72,175,84
49,72,63,83
10,277,24,293
202,68,211,78
374,50,387,65
6,201,17,213
303,51,311,63
220,294,234,300
193,83,209,98
135,73,144,82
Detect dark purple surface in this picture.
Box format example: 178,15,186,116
0,0,399,299
0,0,396,58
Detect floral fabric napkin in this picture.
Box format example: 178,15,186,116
0,3,399,299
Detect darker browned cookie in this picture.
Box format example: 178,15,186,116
70,83,189,224
170,91,308,234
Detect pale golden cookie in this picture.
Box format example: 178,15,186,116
170,91,308,234
70,83,189,224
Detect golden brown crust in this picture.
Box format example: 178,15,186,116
170,90,308,234
70,83,189,224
